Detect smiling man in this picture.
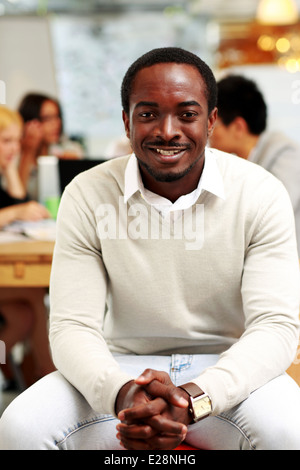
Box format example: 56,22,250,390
1,47,300,451
122,61,216,202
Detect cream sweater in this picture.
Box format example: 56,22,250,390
249,131,300,249
49,149,300,417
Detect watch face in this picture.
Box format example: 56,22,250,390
192,395,212,420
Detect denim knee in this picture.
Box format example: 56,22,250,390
0,399,50,450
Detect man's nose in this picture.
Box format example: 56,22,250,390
155,115,181,142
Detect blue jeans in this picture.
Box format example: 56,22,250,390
1,354,300,450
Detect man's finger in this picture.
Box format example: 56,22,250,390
118,397,167,423
135,370,189,408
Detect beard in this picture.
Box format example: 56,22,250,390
136,152,203,183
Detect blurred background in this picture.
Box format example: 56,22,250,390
0,0,300,156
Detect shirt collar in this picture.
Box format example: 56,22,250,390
124,148,225,208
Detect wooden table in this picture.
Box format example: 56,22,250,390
0,240,55,287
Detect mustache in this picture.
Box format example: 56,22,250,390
145,140,192,149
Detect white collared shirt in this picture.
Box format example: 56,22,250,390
124,148,225,218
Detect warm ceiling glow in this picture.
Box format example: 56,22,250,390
257,0,299,25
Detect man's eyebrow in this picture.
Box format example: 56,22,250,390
134,100,203,109
135,101,159,109
178,100,202,107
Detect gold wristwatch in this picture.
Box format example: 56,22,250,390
179,382,212,423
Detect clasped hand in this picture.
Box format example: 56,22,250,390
115,369,191,450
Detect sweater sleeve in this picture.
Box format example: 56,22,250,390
49,187,134,416
194,179,300,415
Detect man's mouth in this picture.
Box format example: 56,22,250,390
155,148,182,156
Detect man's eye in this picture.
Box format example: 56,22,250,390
182,112,197,118
139,112,154,118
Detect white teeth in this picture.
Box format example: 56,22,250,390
156,149,181,156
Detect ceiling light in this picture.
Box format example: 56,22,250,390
257,0,299,25
276,37,291,53
257,34,276,51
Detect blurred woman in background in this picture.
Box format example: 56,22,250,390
0,105,55,388
18,93,83,199
0,106,49,226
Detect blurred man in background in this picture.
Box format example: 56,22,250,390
210,75,300,250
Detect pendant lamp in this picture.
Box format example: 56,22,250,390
257,0,299,25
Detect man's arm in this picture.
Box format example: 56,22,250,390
189,177,300,416
49,185,134,415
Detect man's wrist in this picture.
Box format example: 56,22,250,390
115,380,135,416
177,387,194,425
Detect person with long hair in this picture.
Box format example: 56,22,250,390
0,105,55,388
18,93,83,198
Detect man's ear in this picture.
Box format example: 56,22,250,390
122,110,130,139
232,116,249,135
207,107,218,137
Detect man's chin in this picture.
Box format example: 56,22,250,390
137,158,200,183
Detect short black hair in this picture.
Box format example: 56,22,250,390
217,75,267,135
121,47,217,115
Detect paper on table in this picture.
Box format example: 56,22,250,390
2,219,56,241
0,231,29,244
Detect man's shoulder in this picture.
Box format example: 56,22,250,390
260,130,299,148
251,131,300,165
84,155,130,179
69,155,130,190
209,147,286,198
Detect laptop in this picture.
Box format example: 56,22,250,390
58,158,106,194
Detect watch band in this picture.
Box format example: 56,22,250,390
179,382,212,423
179,382,204,398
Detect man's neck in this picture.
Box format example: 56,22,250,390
238,134,260,160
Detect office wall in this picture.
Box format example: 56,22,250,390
0,16,58,109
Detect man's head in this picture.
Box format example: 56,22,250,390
121,47,217,116
121,47,218,200
210,75,267,158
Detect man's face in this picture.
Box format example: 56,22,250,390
123,63,217,192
